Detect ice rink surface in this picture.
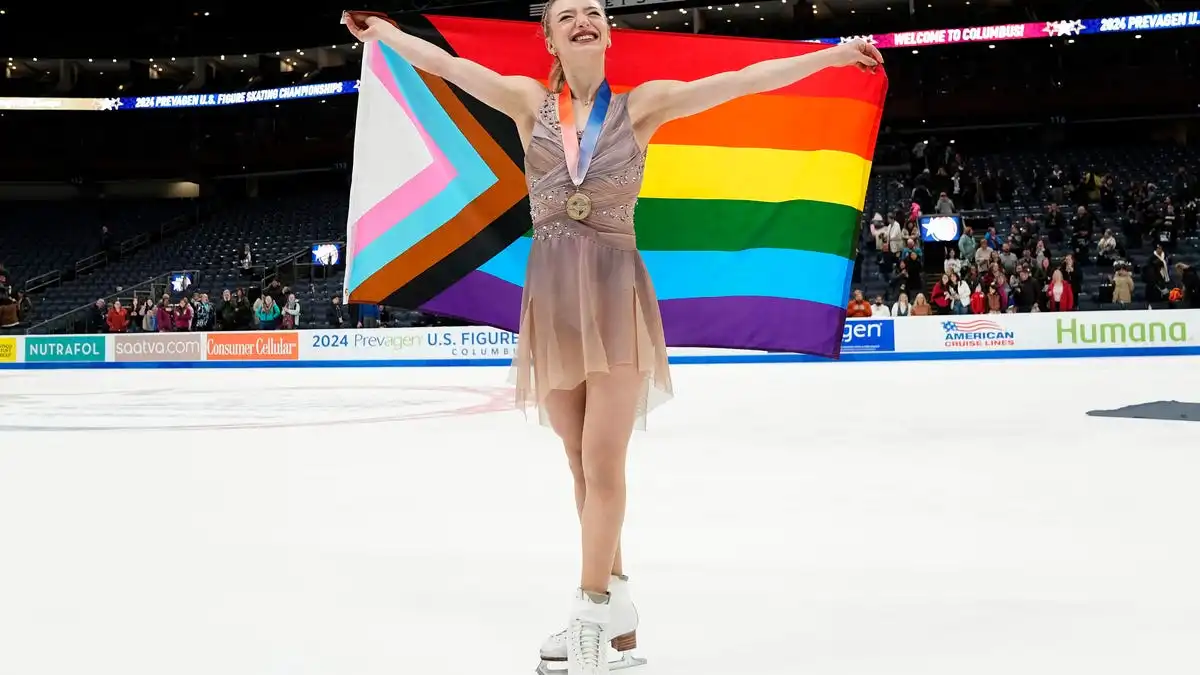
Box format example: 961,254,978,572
1,355,1198,675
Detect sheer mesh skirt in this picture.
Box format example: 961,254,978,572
509,225,673,430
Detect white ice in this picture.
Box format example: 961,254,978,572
1,356,1199,675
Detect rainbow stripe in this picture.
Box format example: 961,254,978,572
345,16,887,356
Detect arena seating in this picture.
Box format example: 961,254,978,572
20,189,348,332
7,142,1196,334
852,144,1199,312
0,200,193,293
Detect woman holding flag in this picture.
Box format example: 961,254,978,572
344,6,881,673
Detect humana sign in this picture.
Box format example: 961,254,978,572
1056,318,1187,344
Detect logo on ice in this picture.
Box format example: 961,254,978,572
206,332,300,360
941,319,1016,348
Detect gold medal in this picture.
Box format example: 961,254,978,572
566,191,592,221
558,81,610,223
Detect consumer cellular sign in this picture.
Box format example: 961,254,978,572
206,332,299,360
25,335,105,362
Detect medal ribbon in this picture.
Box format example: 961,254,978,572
557,80,612,188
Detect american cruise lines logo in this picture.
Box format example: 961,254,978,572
942,319,1016,348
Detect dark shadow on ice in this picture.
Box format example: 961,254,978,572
1087,401,1200,423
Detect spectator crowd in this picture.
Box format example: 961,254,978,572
848,148,1199,318
0,264,34,330
89,279,305,333
6,147,1199,336
83,276,411,334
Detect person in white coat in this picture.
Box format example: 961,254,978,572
948,272,972,314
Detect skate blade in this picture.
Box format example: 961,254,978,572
536,653,647,675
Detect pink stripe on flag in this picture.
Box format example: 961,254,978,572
351,47,458,256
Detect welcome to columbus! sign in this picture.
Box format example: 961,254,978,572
843,12,1200,49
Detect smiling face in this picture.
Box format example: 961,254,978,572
543,0,610,60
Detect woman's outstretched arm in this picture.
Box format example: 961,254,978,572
628,39,883,144
345,13,545,125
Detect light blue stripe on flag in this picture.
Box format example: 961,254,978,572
349,46,498,289
477,238,853,309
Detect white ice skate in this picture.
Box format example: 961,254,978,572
536,576,645,675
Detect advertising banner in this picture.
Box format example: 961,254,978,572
206,332,299,361
300,327,520,361
0,81,356,112
893,310,1200,352
24,335,106,362
114,333,204,362
440,327,521,359
841,319,896,353
893,315,1024,352
939,317,1019,350
302,329,433,361
3,309,1199,369
1052,316,1193,348
0,337,17,362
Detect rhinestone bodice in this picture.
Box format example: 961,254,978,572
525,91,645,251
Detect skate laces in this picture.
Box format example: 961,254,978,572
571,619,603,669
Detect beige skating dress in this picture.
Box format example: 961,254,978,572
510,91,673,429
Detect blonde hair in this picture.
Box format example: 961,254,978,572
540,0,567,93
540,0,605,93
548,57,566,94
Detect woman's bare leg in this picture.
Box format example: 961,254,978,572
545,383,587,511
545,382,624,579
578,366,643,594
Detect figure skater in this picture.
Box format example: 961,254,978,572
344,7,881,674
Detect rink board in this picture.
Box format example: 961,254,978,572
2,309,1199,369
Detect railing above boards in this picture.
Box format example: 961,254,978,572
24,269,61,295
75,251,107,275
120,232,151,255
